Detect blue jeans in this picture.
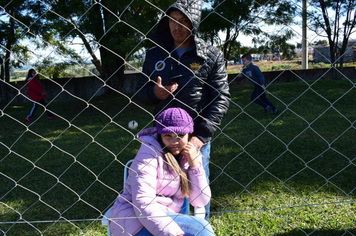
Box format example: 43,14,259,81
200,141,211,220
135,212,215,236
251,85,276,110
27,99,54,118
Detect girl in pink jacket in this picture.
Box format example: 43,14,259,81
109,107,215,236
25,69,54,122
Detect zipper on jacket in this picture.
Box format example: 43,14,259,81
170,63,173,79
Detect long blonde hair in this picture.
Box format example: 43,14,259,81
158,135,191,198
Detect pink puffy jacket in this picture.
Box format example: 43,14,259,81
109,127,211,236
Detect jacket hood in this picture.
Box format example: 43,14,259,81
137,127,164,153
152,0,202,46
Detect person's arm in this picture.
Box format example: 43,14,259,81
184,155,211,207
237,68,246,80
135,49,178,105
181,143,211,207
193,50,230,144
131,147,184,236
135,58,161,105
154,76,179,100
254,66,266,87
189,136,204,150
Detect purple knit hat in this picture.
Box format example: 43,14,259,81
156,107,194,134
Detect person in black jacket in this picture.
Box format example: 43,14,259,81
135,0,230,220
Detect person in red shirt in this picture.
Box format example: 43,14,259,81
25,69,55,122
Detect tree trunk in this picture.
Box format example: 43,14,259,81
0,57,4,80
5,51,11,83
4,10,16,83
4,8,16,83
100,48,125,92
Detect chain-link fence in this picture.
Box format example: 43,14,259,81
1,0,355,235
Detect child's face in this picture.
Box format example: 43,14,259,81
161,133,189,155
242,58,251,67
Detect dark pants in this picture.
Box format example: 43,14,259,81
27,99,53,118
251,85,276,110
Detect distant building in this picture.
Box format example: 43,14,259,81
313,45,330,63
313,41,356,63
251,54,261,62
294,46,314,58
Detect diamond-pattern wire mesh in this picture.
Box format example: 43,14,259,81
1,0,356,235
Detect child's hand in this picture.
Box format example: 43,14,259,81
181,142,200,167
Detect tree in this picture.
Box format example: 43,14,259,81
0,0,82,82
308,0,356,68
45,0,172,91
313,39,328,46
0,0,32,82
2,0,170,87
199,0,297,60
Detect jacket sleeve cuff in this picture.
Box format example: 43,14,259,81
192,128,212,144
193,118,214,144
191,135,209,144
188,159,205,176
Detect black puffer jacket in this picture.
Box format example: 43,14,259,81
136,0,230,143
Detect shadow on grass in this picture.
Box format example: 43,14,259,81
1,81,356,235
275,228,356,236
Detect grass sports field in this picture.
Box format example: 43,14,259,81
1,79,355,235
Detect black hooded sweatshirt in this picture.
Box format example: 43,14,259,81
136,0,230,143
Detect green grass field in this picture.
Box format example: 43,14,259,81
227,61,356,74
0,79,355,235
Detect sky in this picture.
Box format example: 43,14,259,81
9,0,356,67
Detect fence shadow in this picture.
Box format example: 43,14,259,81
275,228,356,236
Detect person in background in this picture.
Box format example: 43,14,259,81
239,53,279,115
109,107,215,236
25,68,55,122
135,0,230,220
